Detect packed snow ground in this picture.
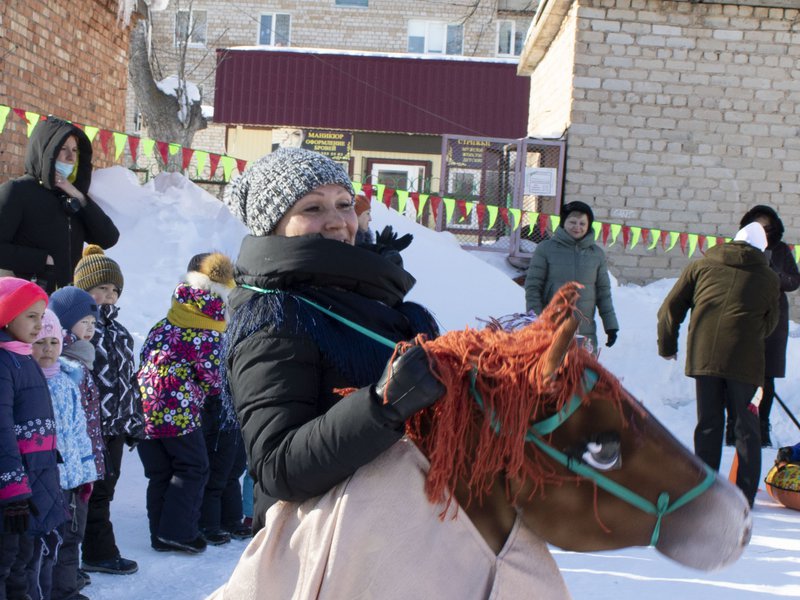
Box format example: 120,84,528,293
79,167,800,599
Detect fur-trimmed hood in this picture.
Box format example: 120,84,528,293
185,252,235,301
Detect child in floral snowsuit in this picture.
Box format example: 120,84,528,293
136,252,234,554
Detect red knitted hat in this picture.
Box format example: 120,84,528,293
0,277,49,328
354,192,371,216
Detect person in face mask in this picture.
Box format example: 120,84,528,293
0,116,120,293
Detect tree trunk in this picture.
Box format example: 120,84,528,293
128,20,207,171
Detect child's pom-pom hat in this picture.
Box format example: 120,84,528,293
49,286,99,332
0,277,49,328
73,245,124,295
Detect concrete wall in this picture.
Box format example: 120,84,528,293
0,0,132,179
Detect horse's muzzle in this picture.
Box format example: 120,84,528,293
654,474,752,571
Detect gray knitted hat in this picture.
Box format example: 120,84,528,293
224,147,354,236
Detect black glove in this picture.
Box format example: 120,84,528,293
369,225,414,268
605,329,618,348
3,499,37,534
374,344,445,424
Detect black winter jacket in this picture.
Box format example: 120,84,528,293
763,242,800,377
0,118,119,292
226,235,438,530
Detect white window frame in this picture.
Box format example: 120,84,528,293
175,9,208,48
258,12,292,47
496,20,525,57
407,20,463,55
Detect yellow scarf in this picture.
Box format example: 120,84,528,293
166,298,226,333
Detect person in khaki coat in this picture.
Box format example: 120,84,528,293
657,222,780,506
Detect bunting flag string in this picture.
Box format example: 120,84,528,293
0,103,249,182
3,102,793,262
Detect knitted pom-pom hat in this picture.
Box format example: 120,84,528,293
73,245,124,295
49,286,98,332
0,277,49,328
187,252,235,287
223,147,354,236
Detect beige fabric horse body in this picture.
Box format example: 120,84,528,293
208,439,570,600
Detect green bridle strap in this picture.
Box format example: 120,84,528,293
240,284,398,350
471,366,716,546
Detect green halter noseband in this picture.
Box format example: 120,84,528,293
470,367,715,546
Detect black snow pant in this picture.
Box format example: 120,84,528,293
52,488,89,600
0,532,33,600
695,376,761,506
82,434,123,562
27,530,61,600
199,427,246,533
137,431,209,544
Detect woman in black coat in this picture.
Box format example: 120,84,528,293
0,117,119,292
222,148,443,531
727,205,800,446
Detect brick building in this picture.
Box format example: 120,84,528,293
0,0,133,180
131,0,537,182
519,0,800,288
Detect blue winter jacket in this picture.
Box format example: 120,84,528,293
0,331,68,535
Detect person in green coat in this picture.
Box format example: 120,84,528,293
657,222,780,507
524,201,619,353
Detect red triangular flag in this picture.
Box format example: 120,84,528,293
208,153,221,178
601,223,611,245
456,199,467,220
361,184,373,200
538,213,549,237
382,186,394,208
622,225,631,248
128,136,139,162
429,195,442,219
698,235,706,255
12,108,27,122
410,192,420,213
660,230,670,249
98,129,112,155
717,236,725,247
156,141,170,165
642,228,650,244
499,207,510,226
73,122,84,131
235,158,247,174
181,147,194,171
679,232,688,254
475,203,486,226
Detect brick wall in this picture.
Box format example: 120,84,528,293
525,0,800,291
127,0,533,149
0,0,132,180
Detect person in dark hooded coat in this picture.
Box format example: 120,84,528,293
725,205,800,447
0,116,119,293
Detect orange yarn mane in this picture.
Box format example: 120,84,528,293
405,283,625,510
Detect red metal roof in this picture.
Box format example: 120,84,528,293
214,48,530,138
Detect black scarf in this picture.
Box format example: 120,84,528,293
225,235,439,388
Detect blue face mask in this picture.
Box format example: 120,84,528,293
54,161,74,179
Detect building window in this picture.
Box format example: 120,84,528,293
175,10,207,47
407,20,463,55
497,20,525,56
259,13,291,46
335,0,368,6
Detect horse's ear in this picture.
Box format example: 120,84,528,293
541,310,580,379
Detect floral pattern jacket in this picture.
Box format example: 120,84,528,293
137,283,226,439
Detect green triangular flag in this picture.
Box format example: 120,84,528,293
547,214,558,232
168,143,181,156
442,197,455,224
630,226,641,249
0,105,10,134
706,236,717,250
141,138,155,157
221,156,235,181
25,112,40,137
351,181,363,195
486,205,498,229
417,194,429,217
592,221,602,241
84,126,99,143
376,184,386,205
526,211,539,235
648,229,661,250
667,231,680,252
396,190,408,214
687,233,698,257
194,150,208,177
609,223,621,246
508,208,521,231
113,132,127,161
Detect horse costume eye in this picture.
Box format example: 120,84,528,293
580,432,622,471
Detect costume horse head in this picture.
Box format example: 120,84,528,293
211,283,751,600
407,282,751,572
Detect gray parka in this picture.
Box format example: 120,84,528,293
524,227,619,349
